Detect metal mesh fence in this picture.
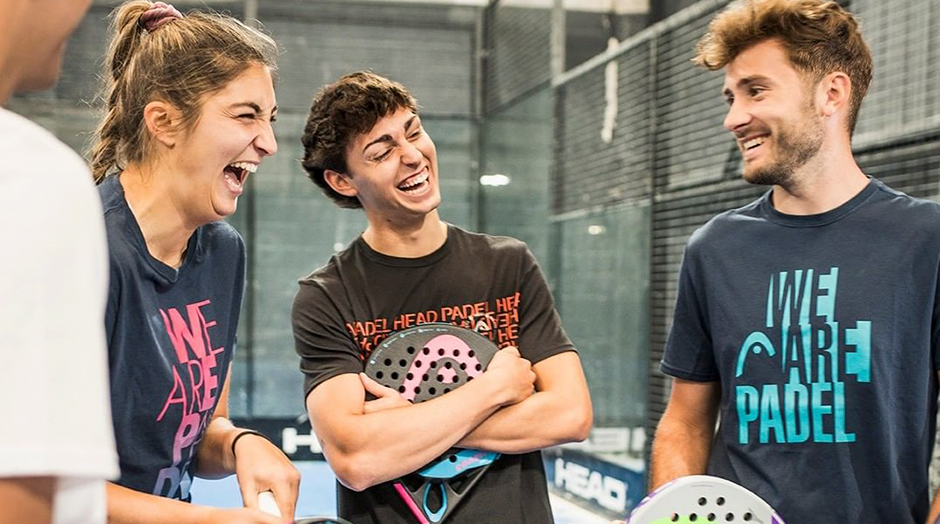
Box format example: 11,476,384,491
553,39,653,213
853,0,940,147
484,2,552,114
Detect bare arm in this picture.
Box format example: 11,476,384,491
192,369,300,518
0,477,54,524
307,347,536,491
191,369,239,478
105,482,283,524
107,370,298,523
929,479,940,524
456,351,592,453
649,378,720,491
927,371,940,524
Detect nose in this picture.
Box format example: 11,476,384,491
400,140,422,166
254,120,278,157
723,98,752,133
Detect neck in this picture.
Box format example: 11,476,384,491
120,164,196,268
362,211,448,258
770,141,868,216
0,68,14,105
0,11,24,105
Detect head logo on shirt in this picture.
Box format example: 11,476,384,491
734,267,871,445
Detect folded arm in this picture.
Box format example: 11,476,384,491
307,347,536,491
456,351,592,453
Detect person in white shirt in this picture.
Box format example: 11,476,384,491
0,1,120,524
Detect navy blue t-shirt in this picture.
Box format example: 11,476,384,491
661,178,940,523
99,175,245,500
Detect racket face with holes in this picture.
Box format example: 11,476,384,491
627,476,785,524
364,323,499,403
364,323,501,523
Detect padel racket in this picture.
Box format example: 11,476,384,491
627,475,785,524
257,490,354,524
364,323,501,523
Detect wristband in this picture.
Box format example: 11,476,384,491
230,429,268,459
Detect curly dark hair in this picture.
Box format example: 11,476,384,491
300,71,418,208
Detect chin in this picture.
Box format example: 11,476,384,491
212,201,239,219
742,165,790,187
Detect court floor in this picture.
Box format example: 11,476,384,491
190,460,610,524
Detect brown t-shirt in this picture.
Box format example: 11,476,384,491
293,225,574,524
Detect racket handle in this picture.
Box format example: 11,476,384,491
258,490,281,517
394,482,430,524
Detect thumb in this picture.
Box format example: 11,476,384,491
360,372,397,397
239,479,258,509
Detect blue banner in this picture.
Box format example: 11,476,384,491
543,447,646,520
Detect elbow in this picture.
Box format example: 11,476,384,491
329,451,383,492
560,402,593,443
571,405,593,442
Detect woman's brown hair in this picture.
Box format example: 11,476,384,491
89,1,278,182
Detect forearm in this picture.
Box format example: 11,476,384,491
107,482,212,524
649,414,714,490
0,477,54,524
456,390,591,453
192,417,239,479
926,487,940,524
314,377,505,490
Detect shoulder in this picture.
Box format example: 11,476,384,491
1,109,99,215
199,220,246,253
685,196,764,254
1,109,90,180
192,221,246,281
298,248,346,296
448,225,531,259
868,180,940,226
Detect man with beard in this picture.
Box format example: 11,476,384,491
648,1,940,523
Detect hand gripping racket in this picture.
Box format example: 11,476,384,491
626,475,785,524
363,323,501,523
258,490,353,524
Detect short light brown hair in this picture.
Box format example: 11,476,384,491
90,1,278,182
300,71,418,209
694,0,872,133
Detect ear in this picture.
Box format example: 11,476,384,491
143,101,183,148
818,72,852,120
324,169,358,198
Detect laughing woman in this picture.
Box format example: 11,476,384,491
89,2,298,523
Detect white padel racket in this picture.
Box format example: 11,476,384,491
627,476,785,524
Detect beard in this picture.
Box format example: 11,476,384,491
742,109,824,190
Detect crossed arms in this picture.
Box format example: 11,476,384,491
306,349,592,491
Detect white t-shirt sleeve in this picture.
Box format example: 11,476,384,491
0,109,119,519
